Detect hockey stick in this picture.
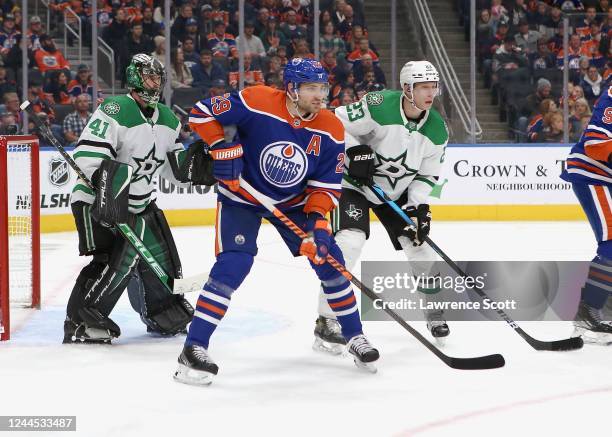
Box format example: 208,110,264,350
21,100,178,295
367,182,584,352
238,176,504,370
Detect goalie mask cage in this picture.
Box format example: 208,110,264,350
0,135,41,341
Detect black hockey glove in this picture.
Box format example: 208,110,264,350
167,140,216,186
91,160,132,227
346,144,376,187
401,204,431,247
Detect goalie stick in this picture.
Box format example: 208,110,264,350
21,100,185,296
238,176,505,370
367,182,584,352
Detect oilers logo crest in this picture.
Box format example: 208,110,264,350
259,142,308,187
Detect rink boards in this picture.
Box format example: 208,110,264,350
34,143,583,233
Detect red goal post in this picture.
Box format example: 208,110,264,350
0,135,41,341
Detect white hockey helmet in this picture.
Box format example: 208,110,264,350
399,60,440,91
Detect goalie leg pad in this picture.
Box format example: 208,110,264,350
128,269,194,335
144,296,194,335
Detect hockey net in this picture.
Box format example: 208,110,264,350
0,135,40,341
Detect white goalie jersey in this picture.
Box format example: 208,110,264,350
70,94,184,214
335,90,448,206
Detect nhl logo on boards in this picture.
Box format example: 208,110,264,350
259,142,308,188
103,101,120,115
49,157,70,186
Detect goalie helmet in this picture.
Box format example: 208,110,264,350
126,53,166,107
399,60,440,92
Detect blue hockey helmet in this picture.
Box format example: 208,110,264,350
283,58,328,91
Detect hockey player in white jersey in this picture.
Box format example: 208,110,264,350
313,61,449,354
64,54,214,344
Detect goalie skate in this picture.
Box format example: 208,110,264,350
62,319,114,344
173,345,219,386
573,301,612,346
346,334,379,373
313,316,346,355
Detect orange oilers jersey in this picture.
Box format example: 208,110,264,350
189,85,345,214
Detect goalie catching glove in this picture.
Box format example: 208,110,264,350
346,144,376,187
166,139,216,186
91,160,132,227
401,204,431,247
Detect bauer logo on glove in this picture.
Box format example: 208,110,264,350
346,144,376,187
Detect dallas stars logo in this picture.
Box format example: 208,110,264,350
346,204,363,221
374,151,418,189
132,145,164,184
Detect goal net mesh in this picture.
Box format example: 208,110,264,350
6,143,34,306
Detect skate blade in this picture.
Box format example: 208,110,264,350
62,337,112,344
173,364,214,386
353,357,377,374
63,328,113,344
573,327,612,346
312,338,345,355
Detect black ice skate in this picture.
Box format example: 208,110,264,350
62,318,115,344
425,309,450,345
313,316,347,355
173,345,219,386
573,301,612,345
346,334,379,373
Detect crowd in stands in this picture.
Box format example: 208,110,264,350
0,0,387,146
459,0,611,142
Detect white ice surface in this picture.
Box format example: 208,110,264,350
1,221,611,437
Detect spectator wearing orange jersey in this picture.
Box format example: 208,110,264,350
583,22,606,68
210,0,230,26
228,52,263,89
34,34,70,74
346,38,379,66
122,1,144,24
